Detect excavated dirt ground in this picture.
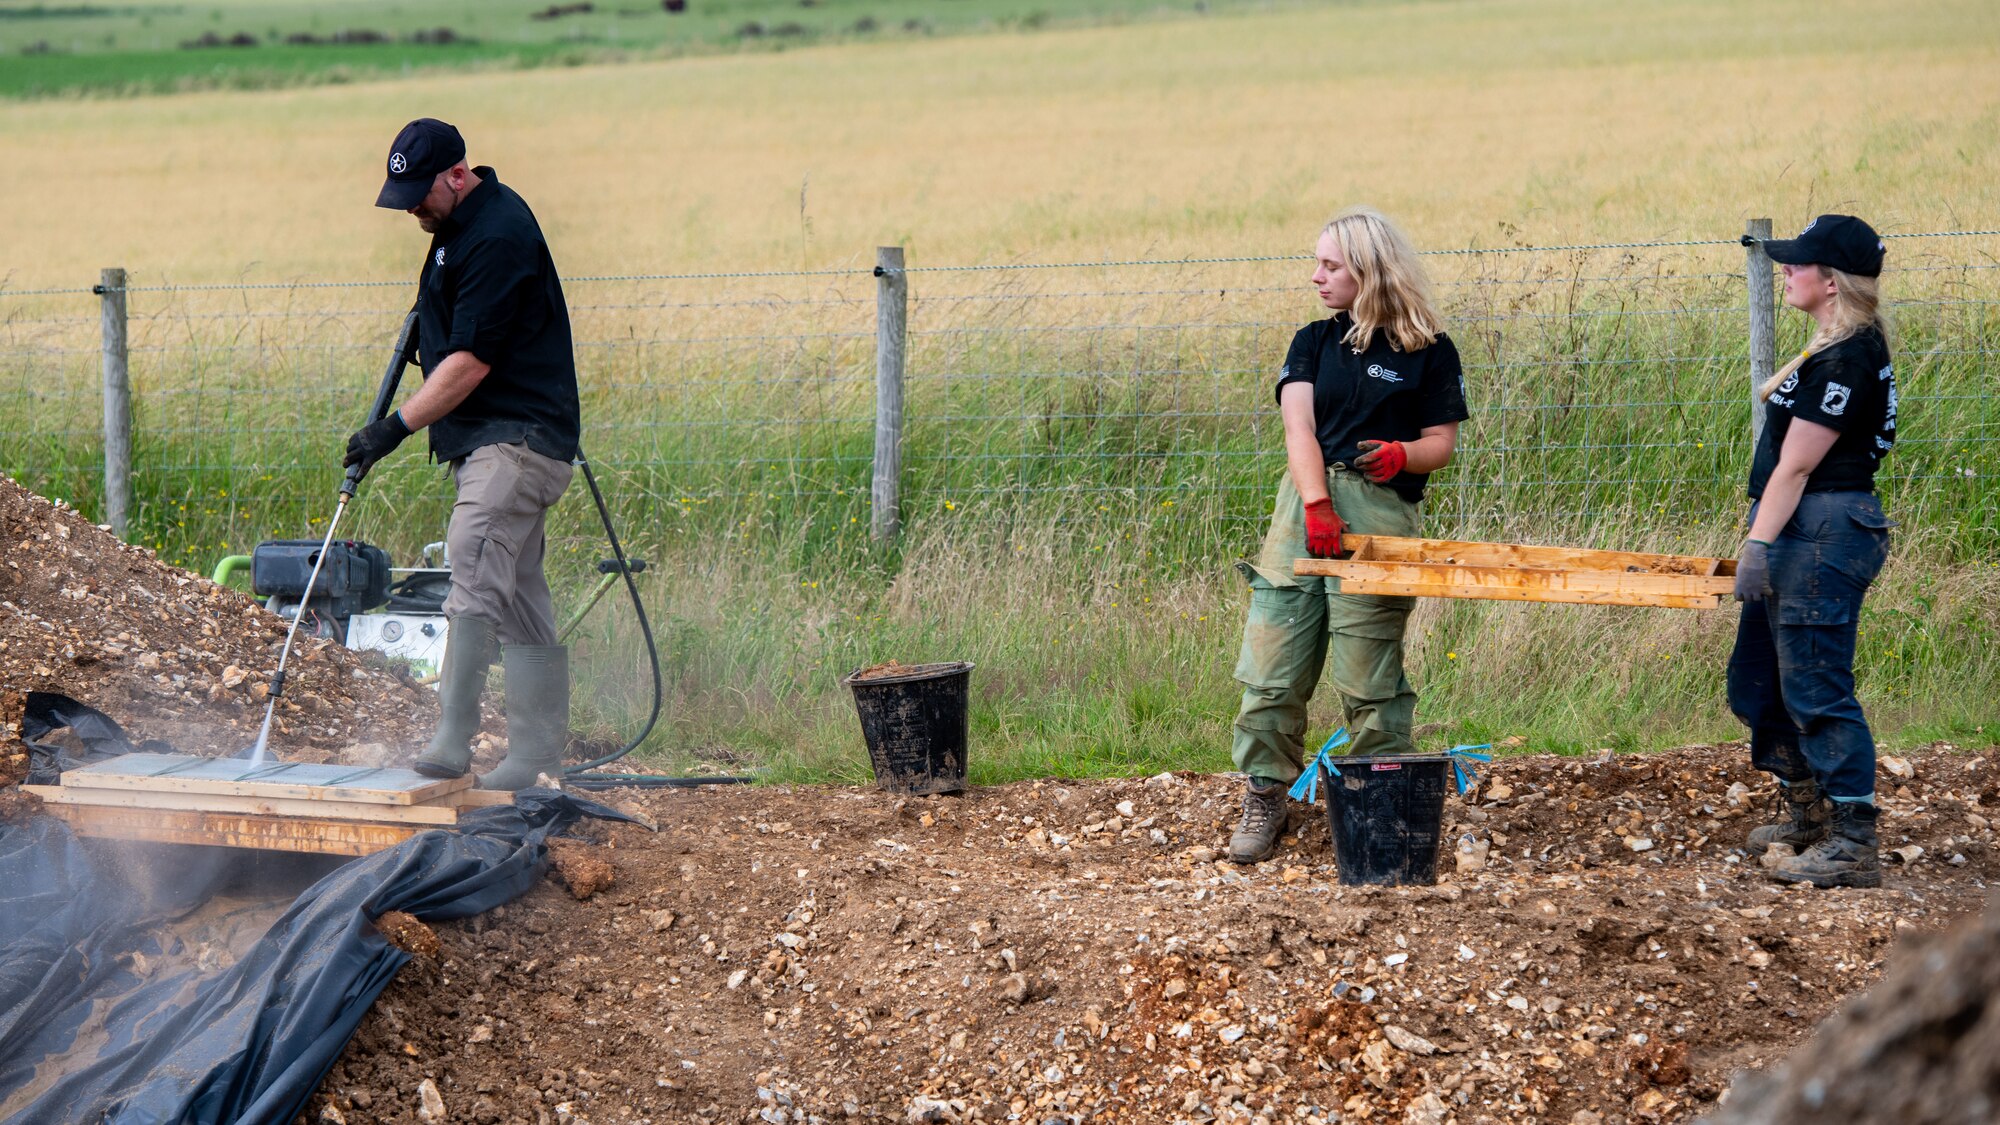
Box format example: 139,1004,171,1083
308,746,2000,1125
7,477,2000,1124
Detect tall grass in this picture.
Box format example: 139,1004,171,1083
1,244,1995,781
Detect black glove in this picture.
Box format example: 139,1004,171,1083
1733,539,1773,603
343,412,412,482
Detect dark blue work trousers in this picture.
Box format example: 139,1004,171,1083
1725,491,1893,800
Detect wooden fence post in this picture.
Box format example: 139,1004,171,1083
97,267,132,538
1744,219,1775,447
872,246,907,542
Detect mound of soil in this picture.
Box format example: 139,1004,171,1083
1705,900,2000,1125
310,744,2000,1124
0,475,438,781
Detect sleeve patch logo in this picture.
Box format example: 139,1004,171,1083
1778,372,1799,394
1821,382,1851,416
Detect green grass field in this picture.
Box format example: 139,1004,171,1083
1,0,1996,782
0,0,1241,99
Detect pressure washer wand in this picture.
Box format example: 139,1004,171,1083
249,305,418,763
248,481,356,762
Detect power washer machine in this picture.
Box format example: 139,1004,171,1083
216,539,452,680
217,539,643,688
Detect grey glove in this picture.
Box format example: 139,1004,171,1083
1734,539,1773,603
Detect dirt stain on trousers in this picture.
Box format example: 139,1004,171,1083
1231,466,1421,783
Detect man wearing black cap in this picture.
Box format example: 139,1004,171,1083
344,117,582,791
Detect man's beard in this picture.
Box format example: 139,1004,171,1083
416,212,441,233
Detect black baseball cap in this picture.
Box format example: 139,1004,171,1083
1754,214,1886,278
374,118,467,210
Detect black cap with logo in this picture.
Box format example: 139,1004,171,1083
1750,214,1886,278
374,118,467,210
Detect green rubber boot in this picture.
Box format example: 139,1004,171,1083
413,616,497,779
477,645,570,791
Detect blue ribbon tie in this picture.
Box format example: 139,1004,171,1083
1288,727,1351,805
1447,743,1495,796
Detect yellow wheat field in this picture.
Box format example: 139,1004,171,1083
1,0,1996,286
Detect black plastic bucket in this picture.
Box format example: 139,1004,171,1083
840,662,974,795
1321,753,1450,886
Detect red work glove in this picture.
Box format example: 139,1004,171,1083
1354,439,1408,484
1303,498,1344,559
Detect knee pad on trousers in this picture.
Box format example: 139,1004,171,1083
1235,707,1307,738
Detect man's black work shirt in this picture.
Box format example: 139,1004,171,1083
1748,325,1895,498
414,167,581,465
1273,313,1470,503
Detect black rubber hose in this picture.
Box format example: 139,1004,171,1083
563,448,663,777
564,772,753,790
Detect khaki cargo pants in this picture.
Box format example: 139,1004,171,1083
441,442,575,646
1230,465,1421,783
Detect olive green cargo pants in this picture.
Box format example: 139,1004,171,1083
1230,465,1421,783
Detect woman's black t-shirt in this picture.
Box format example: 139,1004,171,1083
1748,325,1896,498
1274,313,1470,503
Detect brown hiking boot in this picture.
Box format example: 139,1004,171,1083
1748,778,1830,852
1228,779,1289,865
1771,801,1881,889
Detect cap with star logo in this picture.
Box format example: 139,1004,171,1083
1752,214,1886,278
374,118,467,210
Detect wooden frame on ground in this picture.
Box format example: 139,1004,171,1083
25,753,514,856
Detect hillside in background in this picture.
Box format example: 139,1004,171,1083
0,0,1249,99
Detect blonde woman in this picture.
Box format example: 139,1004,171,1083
1227,207,1468,865
1729,214,1896,889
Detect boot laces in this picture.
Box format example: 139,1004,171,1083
1798,824,1866,864
1771,784,1820,828
1238,787,1280,833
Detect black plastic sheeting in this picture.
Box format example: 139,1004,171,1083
1,693,633,1125
19,689,185,784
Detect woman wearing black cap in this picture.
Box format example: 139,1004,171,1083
1728,214,1897,889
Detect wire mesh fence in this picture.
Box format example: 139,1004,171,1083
1,229,1995,580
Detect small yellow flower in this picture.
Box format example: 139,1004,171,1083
945,501,956,510
1447,652,1458,660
